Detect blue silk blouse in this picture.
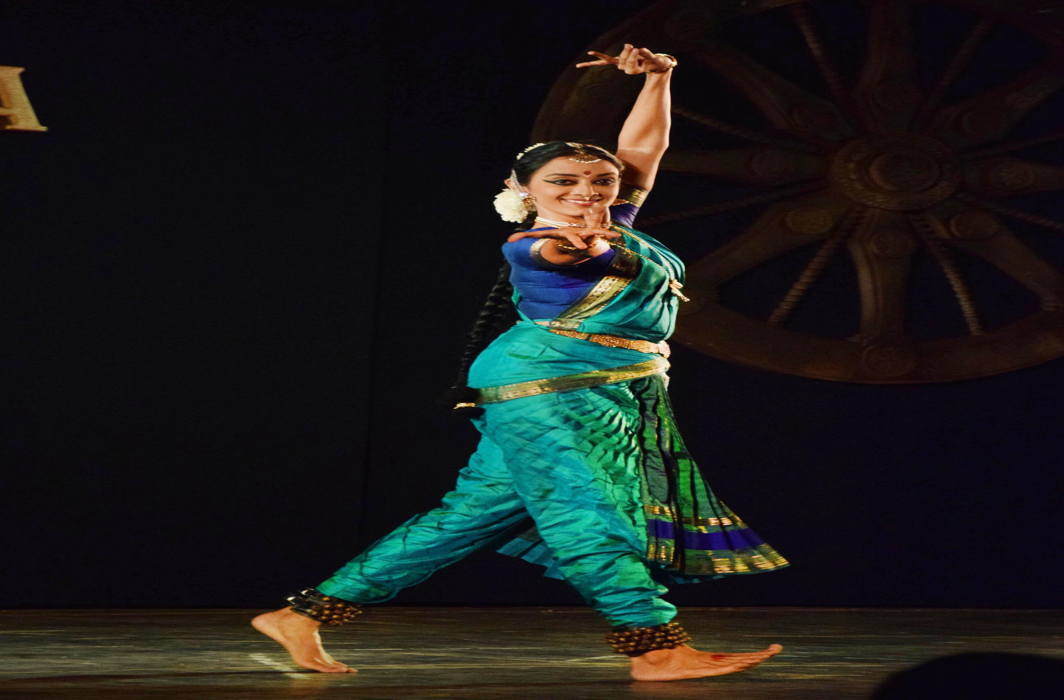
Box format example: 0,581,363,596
501,201,640,319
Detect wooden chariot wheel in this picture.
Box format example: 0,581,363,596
532,0,1064,383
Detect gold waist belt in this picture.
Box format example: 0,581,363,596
538,325,671,358
476,356,671,405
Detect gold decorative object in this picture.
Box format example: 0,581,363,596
0,66,47,132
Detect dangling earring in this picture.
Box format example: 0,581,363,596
521,192,536,213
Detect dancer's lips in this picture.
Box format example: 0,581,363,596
562,199,600,207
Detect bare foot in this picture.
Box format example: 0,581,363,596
629,643,782,681
251,607,355,673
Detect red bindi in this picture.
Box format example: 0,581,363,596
583,170,592,175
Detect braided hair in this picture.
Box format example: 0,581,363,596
442,141,623,416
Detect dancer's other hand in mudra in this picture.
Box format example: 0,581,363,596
506,204,619,265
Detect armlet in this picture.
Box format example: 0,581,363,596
614,183,648,207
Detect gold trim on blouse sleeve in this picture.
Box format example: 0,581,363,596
529,238,554,267
475,356,670,404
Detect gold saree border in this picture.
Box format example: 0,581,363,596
644,504,737,529
541,243,640,331
476,356,670,404
647,540,791,574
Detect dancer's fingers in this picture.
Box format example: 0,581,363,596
587,50,616,62
562,230,592,249
586,226,621,239
639,47,674,73
617,43,635,73
506,227,619,245
576,50,616,69
623,45,642,74
586,201,613,231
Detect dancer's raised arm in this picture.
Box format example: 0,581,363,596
576,44,676,191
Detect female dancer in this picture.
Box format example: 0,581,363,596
253,44,788,682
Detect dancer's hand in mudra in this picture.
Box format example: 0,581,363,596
506,207,620,265
575,43,674,75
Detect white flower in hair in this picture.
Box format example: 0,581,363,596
493,188,528,223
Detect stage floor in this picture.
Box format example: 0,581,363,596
0,607,1060,698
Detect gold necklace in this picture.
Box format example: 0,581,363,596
534,216,583,228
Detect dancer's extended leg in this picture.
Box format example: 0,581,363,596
253,432,529,672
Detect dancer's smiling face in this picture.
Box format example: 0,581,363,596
523,156,621,223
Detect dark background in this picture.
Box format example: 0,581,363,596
3,0,1060,609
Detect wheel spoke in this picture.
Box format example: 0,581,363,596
853,0,924,133
929,59,1064,150
910,214,983,335
962,156,1064,197
914,16,996,128
848,209,917,342
638,181,824,227
672,104,820,153
769,207,864,326
685,192,851,289
789,2,858,124
938,209,1064,311
660,148,824,186
690,41,852,144
955,191,1064,234
965,129,1064,160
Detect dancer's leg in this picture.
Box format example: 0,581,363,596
480,388,674,628
253,431,529,672
480,387,782,680
317,432,528,602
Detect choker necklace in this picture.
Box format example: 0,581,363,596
534,215,588,228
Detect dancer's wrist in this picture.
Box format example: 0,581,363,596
646,53,678,73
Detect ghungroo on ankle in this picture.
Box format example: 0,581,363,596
286,588,362,626
605,620,692,655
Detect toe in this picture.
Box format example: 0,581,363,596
318,662,349,673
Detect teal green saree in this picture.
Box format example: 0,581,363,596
469,225,789,583
317,225,787,628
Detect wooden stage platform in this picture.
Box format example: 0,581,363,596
0,607,1060,698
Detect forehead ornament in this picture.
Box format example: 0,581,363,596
565,141,602,164
512,141,608,164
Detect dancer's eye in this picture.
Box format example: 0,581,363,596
594,178,616,186
545,179,576,185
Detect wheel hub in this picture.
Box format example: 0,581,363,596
830,134,960,211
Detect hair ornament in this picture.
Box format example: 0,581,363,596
514,143,546,160
493,188,529,222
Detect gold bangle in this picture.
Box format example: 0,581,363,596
648,53,678,73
